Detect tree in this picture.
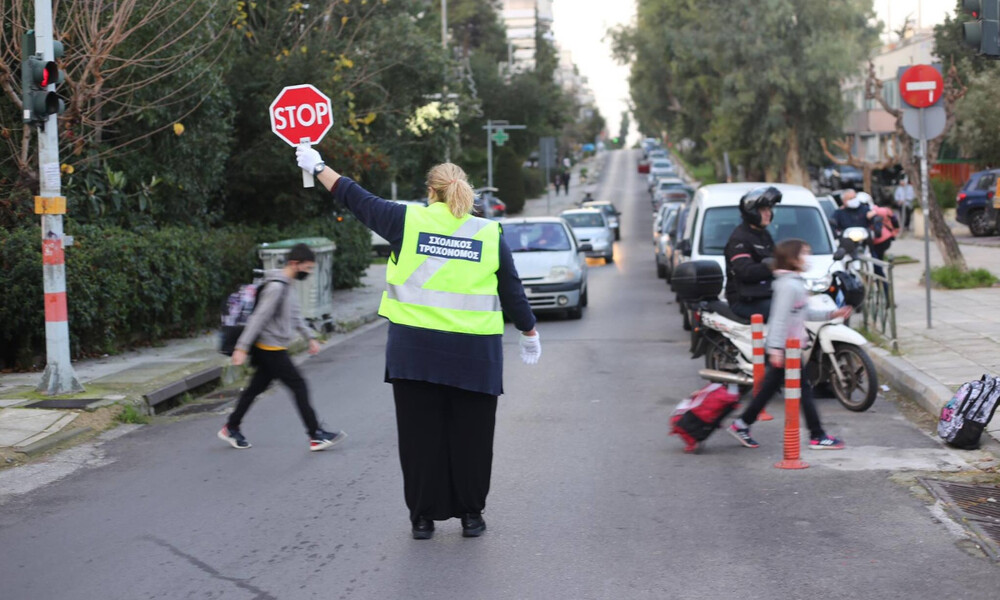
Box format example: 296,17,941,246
617,111,631,147
612,0,879,183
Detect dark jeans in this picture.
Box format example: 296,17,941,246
730,297,772,322
392,379,498,522
739,364,825,439
226,348,320,435
899,205,912,230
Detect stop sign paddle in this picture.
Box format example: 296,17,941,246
269,84,334,188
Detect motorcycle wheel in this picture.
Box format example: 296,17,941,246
830,343,878,412
704,338,738,372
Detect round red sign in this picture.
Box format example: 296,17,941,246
269,84,334,147
899,65,943,109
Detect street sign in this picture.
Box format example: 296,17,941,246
539,137,556,171
492,129,509,146
899,65,944,108
269,84,333,188
902,106,946,140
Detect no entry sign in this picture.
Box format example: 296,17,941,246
270,84,333,187
899,65,943,109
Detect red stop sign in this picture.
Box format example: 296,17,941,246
269,84,333,146
899,65,943,109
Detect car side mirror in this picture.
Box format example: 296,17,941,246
578,243,593,253
678,239,692,257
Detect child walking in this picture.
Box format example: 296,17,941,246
728,239,851,450
218,243,346,451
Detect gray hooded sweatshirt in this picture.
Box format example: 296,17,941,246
234,272,314,352
765,270,834,355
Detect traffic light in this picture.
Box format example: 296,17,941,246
962,0,1000,58
21,30,65,127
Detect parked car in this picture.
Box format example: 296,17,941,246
654,203,683,279
560,208,615,262
818,164,863,191
371,199,427,256
667,205,691,282
581,200,621,240
472,187,504,219
648,149,670,161
674,182,836,299
501,217,590,319
652,177,692,209
956,169,1000,237
647,161,679,190
816,194,837,221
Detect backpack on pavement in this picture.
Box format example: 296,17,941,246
218,280,286,356
938,374,1000,449
670,383,740,452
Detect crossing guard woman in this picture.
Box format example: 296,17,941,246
295,147,540,540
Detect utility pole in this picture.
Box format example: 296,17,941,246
441,0,450,163
32,0,82,394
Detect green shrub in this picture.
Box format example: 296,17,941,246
932,177,958,210
496,148,526,214
0,218,370,368
522,168,545,199
931,265,998,289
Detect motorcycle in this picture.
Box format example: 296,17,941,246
677,260,878,412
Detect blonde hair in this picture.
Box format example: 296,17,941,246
426,163,475,218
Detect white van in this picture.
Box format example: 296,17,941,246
676,183,836,298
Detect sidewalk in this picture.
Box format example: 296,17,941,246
872,236,1000,441
0,263,387,459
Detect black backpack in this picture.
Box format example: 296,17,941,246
218,280,287,356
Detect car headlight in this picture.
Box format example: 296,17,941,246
548,266,578,282
804,274,832,293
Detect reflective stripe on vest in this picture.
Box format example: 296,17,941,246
378,203,503,335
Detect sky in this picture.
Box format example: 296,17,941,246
550,0,957,145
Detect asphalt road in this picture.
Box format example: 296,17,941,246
2,150,1000,599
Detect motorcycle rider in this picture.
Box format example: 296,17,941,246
724,186,781,320
829,188,875,238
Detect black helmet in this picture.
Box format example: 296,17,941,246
739,186,782,227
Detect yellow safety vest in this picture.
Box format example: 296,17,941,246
378,202,503,335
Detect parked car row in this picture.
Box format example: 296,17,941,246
956,168,1000,237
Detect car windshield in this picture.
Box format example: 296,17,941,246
699,205,832,256
503,223,572,252
562,213,605,228
583,202,615,215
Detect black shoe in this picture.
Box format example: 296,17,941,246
309,429,347,452
461,513,486,538
412,516,434,540
218,426,251,449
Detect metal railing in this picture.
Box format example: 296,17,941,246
855,255,898,353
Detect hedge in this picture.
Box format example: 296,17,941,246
0,216,370,368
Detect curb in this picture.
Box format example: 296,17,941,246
869,346,954,417
18,426,93,457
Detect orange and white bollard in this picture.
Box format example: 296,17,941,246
751,314,773,421
774,337,808,470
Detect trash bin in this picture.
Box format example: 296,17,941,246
258,237,336,331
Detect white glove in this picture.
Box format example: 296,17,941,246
296,146,324,174
519,331,541,365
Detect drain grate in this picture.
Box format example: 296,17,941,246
922,478,1000,559
25,398,104,409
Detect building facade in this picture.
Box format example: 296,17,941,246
501,0,553,73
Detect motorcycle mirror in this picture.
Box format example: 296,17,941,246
833,247,847,261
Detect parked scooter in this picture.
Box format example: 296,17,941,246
675,260,878,412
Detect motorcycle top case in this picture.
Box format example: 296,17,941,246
672,260,724,301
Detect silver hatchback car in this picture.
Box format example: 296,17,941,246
559,208,615,262
501,217,590,319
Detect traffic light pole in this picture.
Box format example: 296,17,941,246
34,0,82,395
483,119,526,190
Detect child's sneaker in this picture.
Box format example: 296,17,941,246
218,426,251,449
310,429,347,452
809,435,845,450
727,423,759,448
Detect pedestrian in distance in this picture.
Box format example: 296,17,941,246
553,171,563,195
295,146,540,540
893,176,915,234
828,188,874,238
861,191,899,300
218,243,347,452
561,170,571,196
724,186,780,321
728,238,851,451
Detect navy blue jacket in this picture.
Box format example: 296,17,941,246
829,205,871,237
332,178,536,396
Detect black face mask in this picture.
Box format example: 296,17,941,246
295,270,310,281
